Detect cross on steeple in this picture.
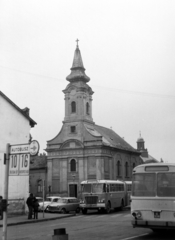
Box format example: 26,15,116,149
76,39,79,48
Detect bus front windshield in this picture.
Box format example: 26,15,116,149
82,183,105,193
133,172,175,197
157,173,175,197
132,173,156,196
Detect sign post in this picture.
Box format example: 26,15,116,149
2,144,10,240
2,140,39,240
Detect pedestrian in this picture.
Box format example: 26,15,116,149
33,197,39,220
0,196,3,220
26,193,34,219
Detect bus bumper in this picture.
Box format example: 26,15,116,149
131,219,175,229
80,203,106,210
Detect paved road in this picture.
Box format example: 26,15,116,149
0,210,174,240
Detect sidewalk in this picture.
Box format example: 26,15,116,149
0,212,75,227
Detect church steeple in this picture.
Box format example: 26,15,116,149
63,41,94,124
66,40,90,83
137,132,148,158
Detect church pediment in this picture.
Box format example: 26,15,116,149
60,139,83,149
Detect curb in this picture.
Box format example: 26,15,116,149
0,214,75,227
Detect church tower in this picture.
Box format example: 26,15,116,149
63,40,94,124
137,133,148,158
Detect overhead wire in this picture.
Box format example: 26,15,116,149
0,64,175,100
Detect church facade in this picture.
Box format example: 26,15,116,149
45,43,142,198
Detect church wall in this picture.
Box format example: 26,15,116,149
78,158,84,184
47,159,52,192
60,160,67,193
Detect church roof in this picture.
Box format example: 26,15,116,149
66,43,90,83
85,124,140,154
140,154,159,163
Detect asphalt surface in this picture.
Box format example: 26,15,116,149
0,212,75,227
0,206,130,227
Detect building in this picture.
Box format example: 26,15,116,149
45,43,142,198
29,153,47,198
0,91,36,214
137,133,159,163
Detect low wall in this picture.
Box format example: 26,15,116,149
7,198,26,215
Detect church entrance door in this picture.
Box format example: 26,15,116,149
69,184,77,198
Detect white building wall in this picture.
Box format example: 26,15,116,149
0,95,31,210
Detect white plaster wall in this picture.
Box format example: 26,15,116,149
0,96,31,207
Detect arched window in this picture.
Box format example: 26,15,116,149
86,102,90,115
125,162,129,177
71,101,76,113
70,159,76,172
117,160,121,177
37,179,42,193
133,162,136,169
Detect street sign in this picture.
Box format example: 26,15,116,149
19,154,30,175
9,155,20,175
9,140,39,175
29,140,40,156
9,154,30,176
10,144,29,154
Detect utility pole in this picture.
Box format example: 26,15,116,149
2,144,10,240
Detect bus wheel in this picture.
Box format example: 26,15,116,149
120,200,124,211
106,202,111,214
82,209,87,214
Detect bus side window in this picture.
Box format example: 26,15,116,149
106,184,109,193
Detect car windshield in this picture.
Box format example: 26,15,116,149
132,173,156,196
46,198,52,202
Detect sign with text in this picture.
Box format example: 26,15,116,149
10,144,29,154
9,154,30,176
19,154,30,175
9,155,20,175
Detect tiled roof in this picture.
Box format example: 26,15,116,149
140,154,159,163
30,155,47,169
89,124,139,154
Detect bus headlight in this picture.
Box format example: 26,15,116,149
79,199,84,204
98,199,105,203
132,211,142,220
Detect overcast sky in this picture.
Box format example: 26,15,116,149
1,0,175,163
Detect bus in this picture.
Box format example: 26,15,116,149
125,181,132,206
131,163,175,231
80,179,129,214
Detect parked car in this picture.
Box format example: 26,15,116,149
48,197,80,214
39,196,61,212
35,197,43,203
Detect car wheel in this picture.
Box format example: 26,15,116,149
61,208,66,214
82,209,87,214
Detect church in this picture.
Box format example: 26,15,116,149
45,42,142,198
